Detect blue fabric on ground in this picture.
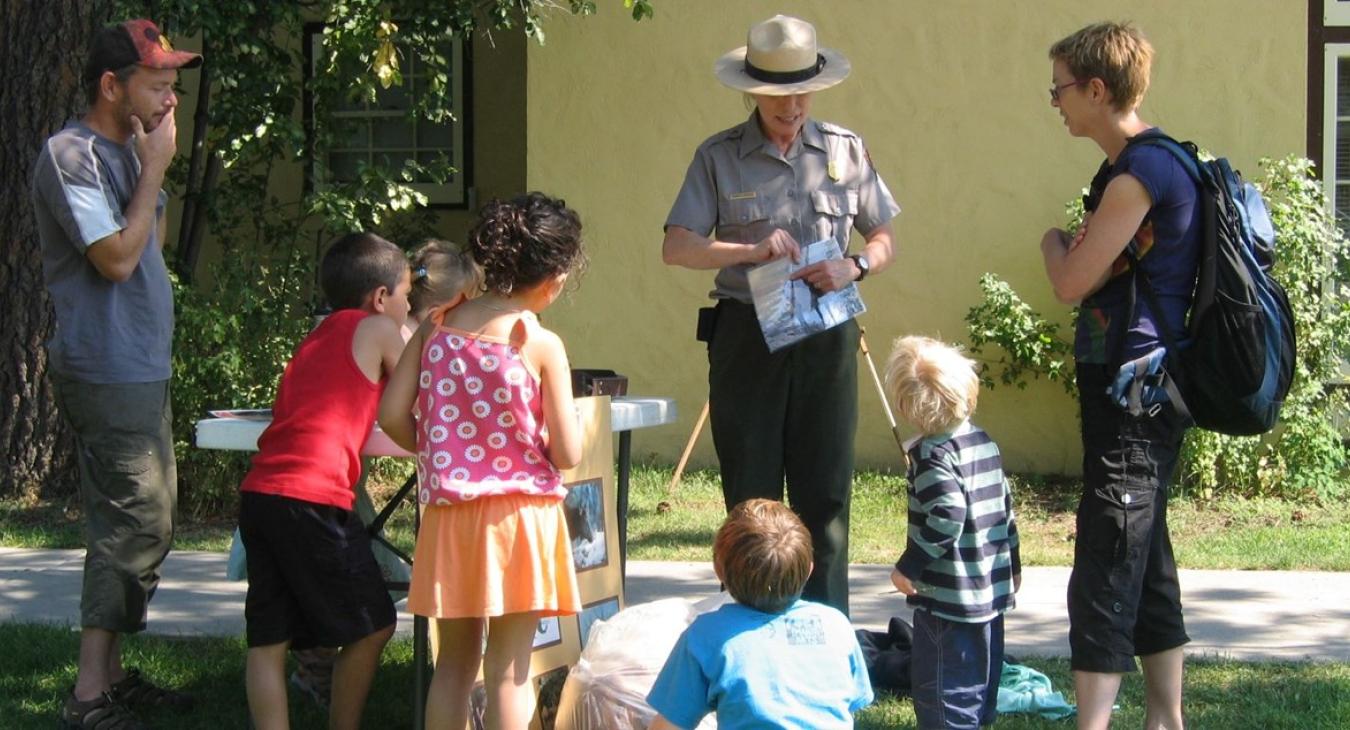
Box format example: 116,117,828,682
996,661,1076,720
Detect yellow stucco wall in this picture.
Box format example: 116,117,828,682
521,0,1305,474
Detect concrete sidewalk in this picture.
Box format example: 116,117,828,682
3,547,1347,662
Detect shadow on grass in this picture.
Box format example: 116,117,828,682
624,525,717,553
0,623,424,730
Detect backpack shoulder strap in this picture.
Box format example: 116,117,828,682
1124,132,1203,184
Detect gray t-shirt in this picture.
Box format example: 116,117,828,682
31,120,172,384
666,113,901,302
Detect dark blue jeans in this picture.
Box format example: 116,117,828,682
911,610,1004,730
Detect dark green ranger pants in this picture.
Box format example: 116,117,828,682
707,300,858,616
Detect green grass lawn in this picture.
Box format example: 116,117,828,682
5,464,1349,571
619,466,1350,570
5,466,1350,728
3,623,1347,729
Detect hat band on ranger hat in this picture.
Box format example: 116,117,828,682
745,54,827,85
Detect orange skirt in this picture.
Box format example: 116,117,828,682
408,494,581,619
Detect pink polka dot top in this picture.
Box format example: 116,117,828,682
414,318,563,505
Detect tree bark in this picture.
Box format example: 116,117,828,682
175,33,210,282
1,0,114,498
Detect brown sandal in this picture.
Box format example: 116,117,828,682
59,691,145,730
110,668,195,711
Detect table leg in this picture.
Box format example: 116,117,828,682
617,430,632,586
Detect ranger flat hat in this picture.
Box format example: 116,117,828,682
714,15,850,95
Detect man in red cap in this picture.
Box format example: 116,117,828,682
31,18,200,729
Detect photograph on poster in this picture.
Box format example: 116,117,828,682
535,666,570,728
563,478,607,571
533,616,562,650
578,596,621,649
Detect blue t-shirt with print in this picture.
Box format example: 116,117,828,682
31,121,173,383
646,599,873,730
1074,129,1201,364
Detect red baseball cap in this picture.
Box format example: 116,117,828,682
83,19,202,81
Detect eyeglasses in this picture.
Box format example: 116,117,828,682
1049,79,1088,102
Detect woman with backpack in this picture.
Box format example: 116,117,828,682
1039,22,1197,730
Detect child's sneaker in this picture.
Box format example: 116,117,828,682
59,691,145,729
289,669,331,711
289,647,335,710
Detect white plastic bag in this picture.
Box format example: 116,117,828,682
554,598,718,730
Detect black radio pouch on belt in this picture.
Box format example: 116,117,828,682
696,306,719,346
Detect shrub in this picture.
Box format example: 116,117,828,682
170,248,314,516
965,155,1350,500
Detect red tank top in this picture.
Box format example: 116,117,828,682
240,309,383,510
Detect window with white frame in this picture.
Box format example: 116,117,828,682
1329,0,1350,26
308,29,468,206
1323,44,1350,232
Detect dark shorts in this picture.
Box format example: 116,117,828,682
911,610,1003,730
52,374,177,633
1068,364,1190,673
239,491,396,649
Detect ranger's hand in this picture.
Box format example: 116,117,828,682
791,258,857,292
750,229,801,264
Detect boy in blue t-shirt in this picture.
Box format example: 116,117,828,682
647,499,873,729
884,336,1021,730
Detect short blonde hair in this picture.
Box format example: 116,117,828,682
409,239,482,318
1049,21,1153,112
884,336,979,436
714,499,813,614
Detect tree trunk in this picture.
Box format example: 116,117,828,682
0,0,114,499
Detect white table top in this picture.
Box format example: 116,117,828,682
195,396,677,457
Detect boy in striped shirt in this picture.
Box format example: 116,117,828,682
884,336,1021,730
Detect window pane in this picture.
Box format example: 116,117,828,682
374,83,408,111
417,119,454,149
1338,121,1350,181
1337,183,1350,230
376,151,412,172
373,118,414,148
1339,57,1350,114
333,120,369,150
328,152,364,182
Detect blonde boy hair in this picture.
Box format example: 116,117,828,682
409,239,482,318
1048,21,1153,113
713,499,813,614
884,336,979,436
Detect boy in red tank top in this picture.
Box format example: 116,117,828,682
238,232,411,730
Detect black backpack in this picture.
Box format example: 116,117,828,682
1118,133,1296,436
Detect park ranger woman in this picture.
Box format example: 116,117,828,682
661,14,901,615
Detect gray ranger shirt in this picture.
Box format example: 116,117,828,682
31,120,172,384
665,112,901,303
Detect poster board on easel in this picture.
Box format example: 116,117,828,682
436,396,622,729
